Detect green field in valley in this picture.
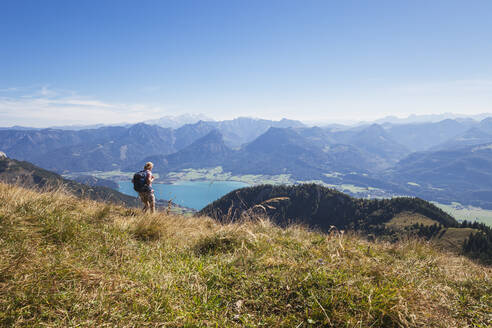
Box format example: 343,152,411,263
166,167,292,185
434,202,492,227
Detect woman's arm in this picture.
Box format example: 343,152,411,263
146,170,154,185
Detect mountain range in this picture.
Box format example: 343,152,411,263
385,142,492,208
2,116,492,209
0,118,305,173
142,127,388,182
145,114,212,128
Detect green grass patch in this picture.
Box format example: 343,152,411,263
435,202,492,227
385,211,439,230
432,227,480,251
166,166,293,185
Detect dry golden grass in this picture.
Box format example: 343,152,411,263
432,227,480,251
0,182,490,327
385,211,439,230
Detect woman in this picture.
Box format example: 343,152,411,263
139,162,155,213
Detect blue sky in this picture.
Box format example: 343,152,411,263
1,0,491,126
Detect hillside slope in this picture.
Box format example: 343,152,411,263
141,129,235,173
431,118,492,150
386,142,492,208
385,119,471,152
177,117,306,148
200,184,458,231
0,183,490,327
145,128,386,182
0,124,177,173
200,184,492,262
0,155,141,207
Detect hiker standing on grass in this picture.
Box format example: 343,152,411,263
133,162,156,213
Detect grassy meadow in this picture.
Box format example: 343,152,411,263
166,167,292,185
0,182,490,327
435,202,492,227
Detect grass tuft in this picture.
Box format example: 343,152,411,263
194,232,243,256
129,214,165,241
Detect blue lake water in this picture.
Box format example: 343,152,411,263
118,180,249,210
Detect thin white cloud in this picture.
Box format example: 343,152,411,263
1,80,491,127
39,85,57,97
48,99,116,108
0,86,169,127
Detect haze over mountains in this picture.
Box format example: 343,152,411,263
2,115,492,208
385,142,492,208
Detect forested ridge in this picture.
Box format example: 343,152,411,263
200,183,492,264
462,221,492,264
200,183,457,230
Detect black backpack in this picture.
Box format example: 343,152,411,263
132,170,149,192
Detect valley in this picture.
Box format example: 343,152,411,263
434,202,492,227
3,116,492,221
63,166,492,226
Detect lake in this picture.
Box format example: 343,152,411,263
118,180,249,210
